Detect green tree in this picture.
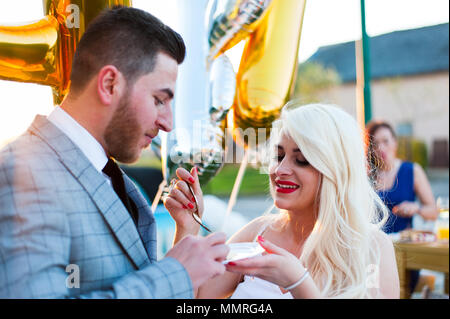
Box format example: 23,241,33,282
292,62,341,103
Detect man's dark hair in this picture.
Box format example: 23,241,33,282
70,6,185,93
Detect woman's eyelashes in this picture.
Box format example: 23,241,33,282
295,159,310,166
274,155,284,162
274,154,310,166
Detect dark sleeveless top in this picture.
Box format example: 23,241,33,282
377,162,416,233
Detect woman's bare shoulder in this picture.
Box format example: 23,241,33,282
370,227,393,247
370,228,400,298
227,215,275,244
370,228,397,266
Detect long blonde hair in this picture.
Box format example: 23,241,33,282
266,103,388,298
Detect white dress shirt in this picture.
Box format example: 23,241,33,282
47,106,109,176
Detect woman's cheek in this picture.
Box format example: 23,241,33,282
268,161,278,175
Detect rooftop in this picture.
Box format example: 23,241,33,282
307,23,449,82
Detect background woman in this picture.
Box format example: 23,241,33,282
165,103,399,298
366,120,438,293
366,120,438,232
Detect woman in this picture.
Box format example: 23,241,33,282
366,120,438,233
164,103,399,298
366,120,438,294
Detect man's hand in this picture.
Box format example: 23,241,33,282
165,232,229,290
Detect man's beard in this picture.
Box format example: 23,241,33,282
104,93,141,163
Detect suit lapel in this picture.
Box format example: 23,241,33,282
29,115,151,269
123,175,158,262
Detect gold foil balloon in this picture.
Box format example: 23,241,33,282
230,0,306,148
0,0,131,105
207,0,272,63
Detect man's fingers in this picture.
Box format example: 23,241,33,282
212,262,227,278
205,232,227,246
210,243,230,261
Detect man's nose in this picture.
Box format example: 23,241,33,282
157,108,173,132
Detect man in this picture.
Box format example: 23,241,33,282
0,6,228,298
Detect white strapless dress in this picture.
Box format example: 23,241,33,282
230,275,293,299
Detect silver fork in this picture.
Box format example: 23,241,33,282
187,183,212,233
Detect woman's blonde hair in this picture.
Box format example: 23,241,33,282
266,102,388,298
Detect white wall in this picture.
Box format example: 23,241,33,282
315,72,449,158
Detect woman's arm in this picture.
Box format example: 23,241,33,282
413,163,439,220
225,237,322,299
196,216,270,299
393,163,438,220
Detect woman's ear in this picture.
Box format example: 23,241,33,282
96,65,125,105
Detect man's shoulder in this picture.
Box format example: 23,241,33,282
0,131,68,189
0,130,59,167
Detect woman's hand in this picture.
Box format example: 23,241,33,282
225,236,306,289
392,201,420,218
163,166,204,235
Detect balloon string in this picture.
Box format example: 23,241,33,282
151,179,167,213
222,149,249,232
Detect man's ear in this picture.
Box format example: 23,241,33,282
96,65,125,105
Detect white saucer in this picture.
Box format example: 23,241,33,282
223,242,265,264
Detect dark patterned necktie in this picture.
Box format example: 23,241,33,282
102,157,138,225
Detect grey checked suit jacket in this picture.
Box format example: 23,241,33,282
0,115,193,298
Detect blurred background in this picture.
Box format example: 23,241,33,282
0,0,448,298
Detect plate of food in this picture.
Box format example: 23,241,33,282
223,242,265,264
398,229,437,243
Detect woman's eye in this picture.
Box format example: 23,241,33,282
273,155,309,166
296,159,309,166
154,97,164,106
273,155,284,162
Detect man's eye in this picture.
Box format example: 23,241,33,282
154,97,164,106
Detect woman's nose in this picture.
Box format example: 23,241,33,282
275,158,292,176
377,143,387,154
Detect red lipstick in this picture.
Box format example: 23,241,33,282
274,180,300,194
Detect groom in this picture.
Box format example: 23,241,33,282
0,6,228,298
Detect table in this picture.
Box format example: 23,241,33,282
394,241,449,299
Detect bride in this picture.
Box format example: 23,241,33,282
164,102,400,298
